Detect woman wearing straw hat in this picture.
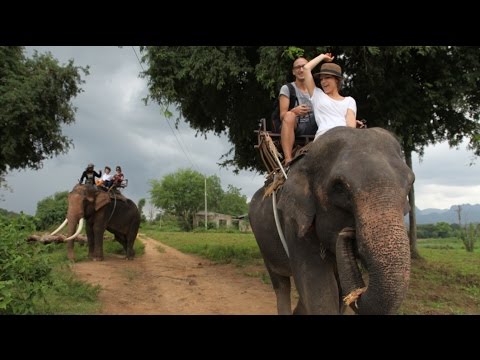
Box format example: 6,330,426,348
303,53,359,140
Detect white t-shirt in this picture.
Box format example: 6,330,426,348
102,172,113,181
311,87,357,140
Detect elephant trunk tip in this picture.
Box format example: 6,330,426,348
343,287,367,311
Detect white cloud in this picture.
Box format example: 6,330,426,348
412,142,480,209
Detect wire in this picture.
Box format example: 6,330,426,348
130,46,201,173
131,46,145,72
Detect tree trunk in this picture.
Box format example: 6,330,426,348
404,150,421,259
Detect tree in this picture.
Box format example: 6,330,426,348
435,222,453,238
35,191,69,230
218,185,248,216
0,46,89,184
137,198,147,223
149,169,223,231
141,46,480,255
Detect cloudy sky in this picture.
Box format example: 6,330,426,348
1,46,480,216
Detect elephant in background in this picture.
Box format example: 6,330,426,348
51,184,140,261
249,127,415,315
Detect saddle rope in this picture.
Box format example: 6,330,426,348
272,190,289,257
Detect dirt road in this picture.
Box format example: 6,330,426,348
71,234,277,314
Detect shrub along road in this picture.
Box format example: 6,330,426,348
71,234,277,314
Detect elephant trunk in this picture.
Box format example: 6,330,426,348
338,191,411,315
336,227,366,312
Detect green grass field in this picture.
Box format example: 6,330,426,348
29,232,145,314
399,237,480,315
23,226,479,314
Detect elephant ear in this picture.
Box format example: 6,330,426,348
277,169,316,239
95,191,111,211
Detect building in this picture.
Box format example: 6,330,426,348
194,211,232,229
194,212,251,232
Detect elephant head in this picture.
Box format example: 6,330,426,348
250,127,414,315
51,184,140,261
67,184,111,260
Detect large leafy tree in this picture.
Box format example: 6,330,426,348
149,169,223,231
218,185,248,216
0,46,89,184
149,169,249,230
141,46,480,254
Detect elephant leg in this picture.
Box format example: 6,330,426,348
293,298,308,314
93,242,104,261
125,227,137,260
67,240,75,261
265,264,292,315
92,226,105,261
86,223,95,260
115,234,127,251
290,251,340,314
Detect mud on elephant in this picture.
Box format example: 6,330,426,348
51,184,141,261
249,127,415,315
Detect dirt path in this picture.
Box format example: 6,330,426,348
71,234,277,314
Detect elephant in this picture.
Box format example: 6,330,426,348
249,127,415,315
51,184,141,261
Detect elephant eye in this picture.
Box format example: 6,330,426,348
329,180,353,211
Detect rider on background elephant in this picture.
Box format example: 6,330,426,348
79,163,102,186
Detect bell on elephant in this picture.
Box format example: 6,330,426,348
51,183,141,261
249,126,415,315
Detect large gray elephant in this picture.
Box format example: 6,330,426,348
51,184,140,261
249,127,415,315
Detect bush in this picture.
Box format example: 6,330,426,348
0,215,54,314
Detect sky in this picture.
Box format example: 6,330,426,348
1,46,480,216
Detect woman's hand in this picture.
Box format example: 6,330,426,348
321,53,334,62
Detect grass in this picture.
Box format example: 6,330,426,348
399,237,480,315
32,264,102,315
29,232,145,314
141,229,264,267
400,238,480,315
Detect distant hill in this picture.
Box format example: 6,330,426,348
411,204,480,224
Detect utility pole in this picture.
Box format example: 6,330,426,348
204,176,208,230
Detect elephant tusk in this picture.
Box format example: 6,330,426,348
50,218,68,235
65,218,84,241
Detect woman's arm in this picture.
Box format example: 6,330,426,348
303,53,334,96
346,109,356,128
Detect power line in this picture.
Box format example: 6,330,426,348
176,120,202,174
131,46,145,72
130,46,201,173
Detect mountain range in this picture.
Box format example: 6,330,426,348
412,204,480,224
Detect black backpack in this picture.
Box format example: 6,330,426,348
270,82,298,133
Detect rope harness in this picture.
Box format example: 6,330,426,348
257,130,314,258
106,191,117,223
